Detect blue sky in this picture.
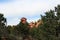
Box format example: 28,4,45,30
0,0,13,3
0,0,60,25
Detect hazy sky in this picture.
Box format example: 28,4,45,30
0,0,60,25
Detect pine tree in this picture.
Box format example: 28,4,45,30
55,5,60,37
0,13,7,39
36,9,59,40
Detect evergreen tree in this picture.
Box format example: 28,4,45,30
0,13,7,39
40,10,57,40
55,5,60,37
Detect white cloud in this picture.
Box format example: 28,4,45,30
7,18,19,25
0,0,60,25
